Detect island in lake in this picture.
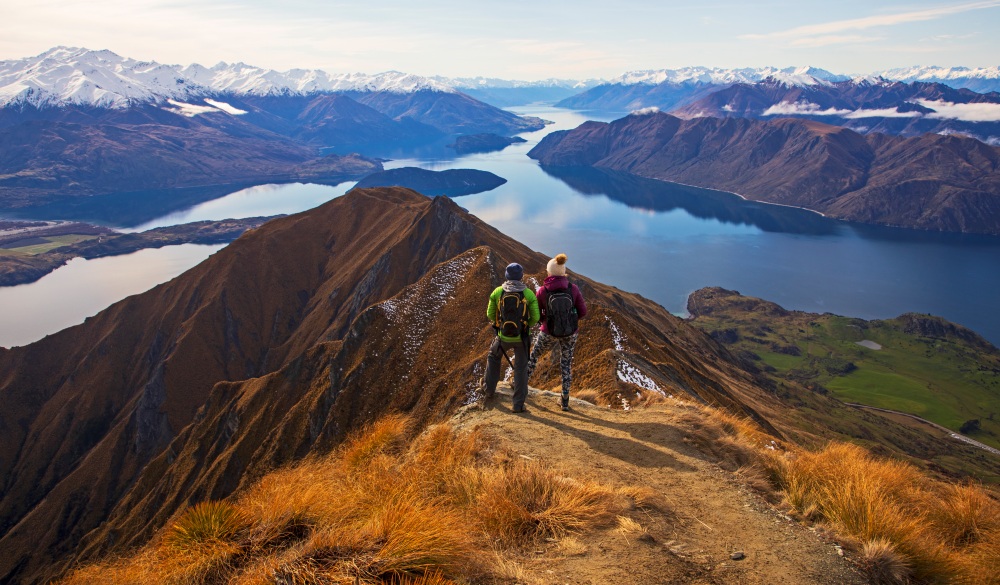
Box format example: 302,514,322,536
447,133,527,154
351,167,507,197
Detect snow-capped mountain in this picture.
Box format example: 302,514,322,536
435,76,599,90
874,66,1000,93
428,76,603,107
0,47,455,109
667,77,1000,145
608,66,847,87
557,66,850,111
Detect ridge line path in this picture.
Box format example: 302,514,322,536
453,386,865,585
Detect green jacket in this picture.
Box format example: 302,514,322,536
487,284,540,343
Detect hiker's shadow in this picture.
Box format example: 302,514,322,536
528,408,696,472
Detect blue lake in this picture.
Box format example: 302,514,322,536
2,105,1000,348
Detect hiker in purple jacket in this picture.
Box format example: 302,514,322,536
526,253,588,411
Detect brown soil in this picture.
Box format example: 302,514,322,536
453,386,866,585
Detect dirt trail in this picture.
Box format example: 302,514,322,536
452,386,865,585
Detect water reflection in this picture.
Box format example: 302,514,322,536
0,181,357,230
538,166,840,236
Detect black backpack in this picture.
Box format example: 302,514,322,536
546,282,578,338
496,290,529,338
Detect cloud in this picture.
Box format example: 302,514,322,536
630,106,661,116
762,101,922,118
788,34,884,48
844,108,922,119
916,99,1000,122
762,101,851,116
741,0,1000,45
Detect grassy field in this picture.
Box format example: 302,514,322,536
1,234,101,255
688,291,1000,450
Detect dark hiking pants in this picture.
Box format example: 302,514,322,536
483,337,529,410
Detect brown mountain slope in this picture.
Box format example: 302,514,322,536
528,111,1000,234
0,188,782,583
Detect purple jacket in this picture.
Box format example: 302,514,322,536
536,275,587,335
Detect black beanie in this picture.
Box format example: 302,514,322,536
505,263,523,281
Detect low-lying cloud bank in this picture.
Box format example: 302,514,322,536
762,99,1000,122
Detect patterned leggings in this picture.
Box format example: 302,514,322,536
526,330,579,399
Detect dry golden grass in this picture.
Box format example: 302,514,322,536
571,388,600,405
60,415,630,585
662,401,1000,584
613,515,649,544
762,439,1000,584
555,536,589,557
857,538,912,585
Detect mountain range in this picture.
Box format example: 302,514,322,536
558,65,1000,111
556,68,1000,145
670,78,1000,144
0,47,545,208
528,111,1000,235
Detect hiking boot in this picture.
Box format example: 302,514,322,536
561,395,570,411
512,405,527,413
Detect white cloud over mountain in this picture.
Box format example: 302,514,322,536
762,99,1000,122
917,99,1000,122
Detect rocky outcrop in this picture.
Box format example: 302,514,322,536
528,111,1000,235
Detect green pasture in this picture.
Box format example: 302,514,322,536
2,234,99,255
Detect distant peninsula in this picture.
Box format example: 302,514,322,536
528,111,1000,235
447,133,527,154
351,167,507,197
0,217,278,286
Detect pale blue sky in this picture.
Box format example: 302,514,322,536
2,0,998,79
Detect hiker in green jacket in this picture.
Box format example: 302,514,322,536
483,262,539,413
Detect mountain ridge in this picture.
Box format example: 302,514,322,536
528,111,1000,235
0,187,781,583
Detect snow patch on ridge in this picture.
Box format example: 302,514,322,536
379,253,475,366
617,360,663,394
606,316,626,351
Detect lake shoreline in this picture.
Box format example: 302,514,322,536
0,216,279,286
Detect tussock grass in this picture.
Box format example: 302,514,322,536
675,402,999,584
61,415,629,585
164,501,249,550
764,440,1000,584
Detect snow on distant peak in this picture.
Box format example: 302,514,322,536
875,65,1000,83
0,47,455,109
328,70,455,93
434,76,599,89
609,66,846,87
0,46,203,108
